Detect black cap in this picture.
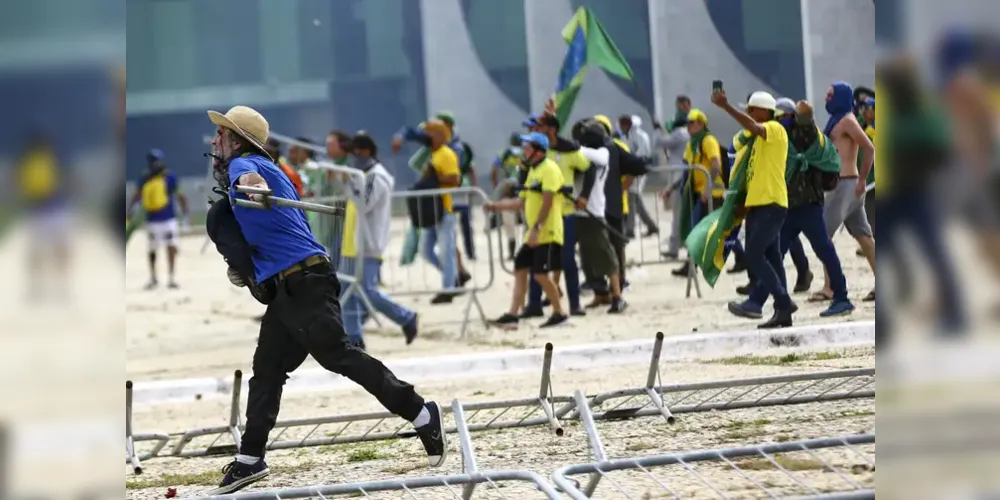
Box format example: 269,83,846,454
536,114,560,129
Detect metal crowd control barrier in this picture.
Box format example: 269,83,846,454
187,398,561,500
552,434,875,499
125,335,874,469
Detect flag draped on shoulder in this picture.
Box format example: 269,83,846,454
786,127,841,180
554,7,634,128
685,135,755,287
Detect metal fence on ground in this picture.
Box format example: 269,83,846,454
126,333,874,469
553,433,876,500
187,400,562,500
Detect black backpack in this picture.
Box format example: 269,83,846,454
206,189,276,304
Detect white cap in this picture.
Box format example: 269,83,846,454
747,91,777,111
631,115,642,127
775,97,796,116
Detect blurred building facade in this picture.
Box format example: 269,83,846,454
124,0,875,188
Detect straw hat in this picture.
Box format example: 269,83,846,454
207,105,272,161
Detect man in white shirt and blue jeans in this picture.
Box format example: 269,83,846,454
341,133,420,349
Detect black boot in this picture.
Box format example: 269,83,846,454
758,301,798,329
671,261,691,277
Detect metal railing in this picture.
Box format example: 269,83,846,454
187,399,561,500
126,334,874,468
553,433,875,499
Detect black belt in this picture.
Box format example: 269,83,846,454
277,254,330,280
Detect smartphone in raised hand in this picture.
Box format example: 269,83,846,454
712,80,724,94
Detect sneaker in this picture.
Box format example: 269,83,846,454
727,300,764,319
540,313,569,328
519,308,544,319
671,262,691,277
403,315,419,345
430,293,455,305
586,294,611,309
643,228,659,238
207,459,270,495
569,308,587,317
820,300,856,318
457,272,472,288
491,313,520,327
415,402,448,467
167,280,180,290
143,279,158,291
736,284,752,296
608,298,628,314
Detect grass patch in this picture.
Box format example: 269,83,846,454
625,440,660,452
739,456,831,472
716,418,773,441
706,351,845,366
345,446,390,463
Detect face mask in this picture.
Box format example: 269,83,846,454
350,155,374,170
779,115,795,129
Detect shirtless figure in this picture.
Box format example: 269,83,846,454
817,82,875,302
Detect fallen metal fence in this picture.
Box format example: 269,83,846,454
186,399,561,500
552,433,876,499
126,333,874,471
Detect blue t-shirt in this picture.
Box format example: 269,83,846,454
139,171,178,222
228,154,327,282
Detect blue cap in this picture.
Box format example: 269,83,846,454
147,148,166,161
522,113,541,128
863,97,875,109
519,132,549,151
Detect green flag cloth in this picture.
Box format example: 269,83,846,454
125,211,143,246
787,127,842,180
555,7,634,129
685,137,755,287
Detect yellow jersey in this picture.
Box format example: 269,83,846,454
682,134,727,198
520,158,565,245
744,121,789,208
429,146,460,212
546,146,589,214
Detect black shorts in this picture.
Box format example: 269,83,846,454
514,243,563,274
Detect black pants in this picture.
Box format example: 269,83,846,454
744,204,793,311
241,262,425,457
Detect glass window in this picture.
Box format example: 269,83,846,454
460,0,531,111
705,0,806,99
569,0,655,105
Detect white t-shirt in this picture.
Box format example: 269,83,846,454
575,146,609,218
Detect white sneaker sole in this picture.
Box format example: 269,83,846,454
207,469,270,495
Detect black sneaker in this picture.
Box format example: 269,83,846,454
491,313,520,327
671,262,690,277
415,401,448,467
540,313,568,328
570,308,587,317
608,298,628,314
793,270,814,294
207,459,270,495
430,293,455,304
519,308,544,319
403,314,419,345
457,271,472,287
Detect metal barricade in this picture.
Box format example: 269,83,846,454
186,399,561,500
552,434,875,499
127,335,873,466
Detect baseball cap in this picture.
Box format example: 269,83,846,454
593,115,613,133
519,132,550,151
775,98,796,116
147,148,166,161
686,109,708,125
522,113,541,127
862,97,875,109
747,91,777,111
435,111,455,126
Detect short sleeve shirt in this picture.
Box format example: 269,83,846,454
430,146,461,212
744,121,790,208
546,147,589,214
228,154,327,282
520,158,565,245
682,135,726,198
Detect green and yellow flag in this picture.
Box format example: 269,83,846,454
685,136,753,287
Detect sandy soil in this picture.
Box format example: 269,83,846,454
126,198,878,381
125,346,875,499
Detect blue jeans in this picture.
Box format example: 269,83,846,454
342,258,416,342
454,205,476,260
528,216,581,311
422,212,459,289
743,204,792,310
878,190,964,332
750,204,847,306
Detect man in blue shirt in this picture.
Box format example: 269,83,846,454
203,106,447,494
126,149,189,289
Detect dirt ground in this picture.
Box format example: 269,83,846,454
126,346,875,499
